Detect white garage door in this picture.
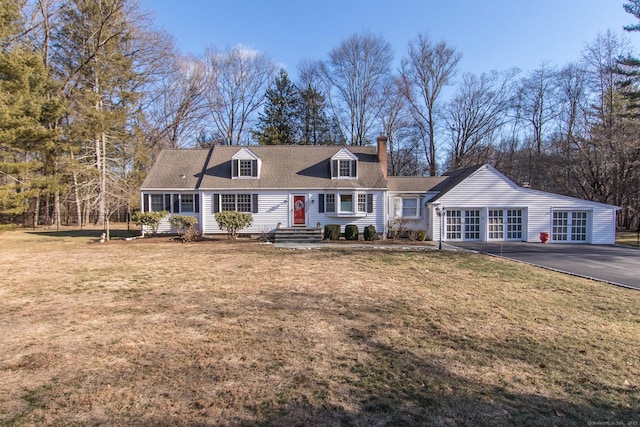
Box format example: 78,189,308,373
445,208,523,241
552,211,588,242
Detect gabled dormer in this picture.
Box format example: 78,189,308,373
330,147,358,179
231,148,260,179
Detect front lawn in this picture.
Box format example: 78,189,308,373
0,228,638,426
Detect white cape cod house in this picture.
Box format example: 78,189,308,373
139,137,618,244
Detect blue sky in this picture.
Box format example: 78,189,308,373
144,0,638,80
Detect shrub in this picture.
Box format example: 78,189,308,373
344,224,359,241
181,226,203,242
388,219,407,240
169,215,200,241
131,211,168,236
364,225,377,241
214,211,253,239
324,224,340,240
409,229,426,241
0,224,19,233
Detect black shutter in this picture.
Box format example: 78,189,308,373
366,194,373,213
213,193,220,213
252,194,258,213
318,194,325,213
231,159,238,177
164,194,171,211
143,193,149,212
251,159,258,177
352,159,357,178
195,194,200,213
331,159,338,178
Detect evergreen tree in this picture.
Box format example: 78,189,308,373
0,0,60,224
52,0,163,237
619,1,640,111
253,69,299,145
298,84,334,145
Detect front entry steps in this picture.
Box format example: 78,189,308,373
274,227,322,244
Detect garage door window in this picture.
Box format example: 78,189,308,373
571,212,588,241
507,209,523,240
446,210,462,239
553,211,588,242
465,210,480,240
488,210,504,239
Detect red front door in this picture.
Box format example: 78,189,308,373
293,195,306,226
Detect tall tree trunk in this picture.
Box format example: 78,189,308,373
94,132,104,225
428,110,436,176
54,191,60,229
100,130,110,240
33,193,40,228
70,148,82,227
45,194,51,224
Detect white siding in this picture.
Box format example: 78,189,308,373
202,190,386,236
309,190,386,234
143,213,200,236
202,191,288,235
387,192,430,236
431,165,618,244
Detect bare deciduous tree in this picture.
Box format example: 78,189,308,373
204,45,276,145
401,33,461,176
325,32,393,146
52,0,167,238
379,77,423,175
147,54,206,149
443,70,517,170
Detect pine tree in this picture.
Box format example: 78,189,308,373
0,0,59,224
619,0,640,111
298,84,334,145
53,0,158,238
253,69,299,145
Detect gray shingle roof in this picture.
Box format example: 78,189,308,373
140,149,209,190
386,176,447,192
140,145,388,190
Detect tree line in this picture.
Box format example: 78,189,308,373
1,0,639,231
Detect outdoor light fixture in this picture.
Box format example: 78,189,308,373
433,203,445,251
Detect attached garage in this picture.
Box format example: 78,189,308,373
427,164,618,245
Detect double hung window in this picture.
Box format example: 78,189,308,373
392,197,421,219
320,192,373,215
143,193,199,214
214,193,258,213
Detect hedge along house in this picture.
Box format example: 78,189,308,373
425,164,619,244
139,138,391,236
140,138,618,244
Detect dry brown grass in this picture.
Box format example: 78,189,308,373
1,226,639,426
617,230,640,247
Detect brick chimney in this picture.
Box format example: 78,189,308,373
377,136,388,178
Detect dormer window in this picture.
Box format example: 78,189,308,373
330,148,358,179
339,160,353,177
238,159,256,177
232,148,260,179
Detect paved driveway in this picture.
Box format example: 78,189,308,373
449,242,640,290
